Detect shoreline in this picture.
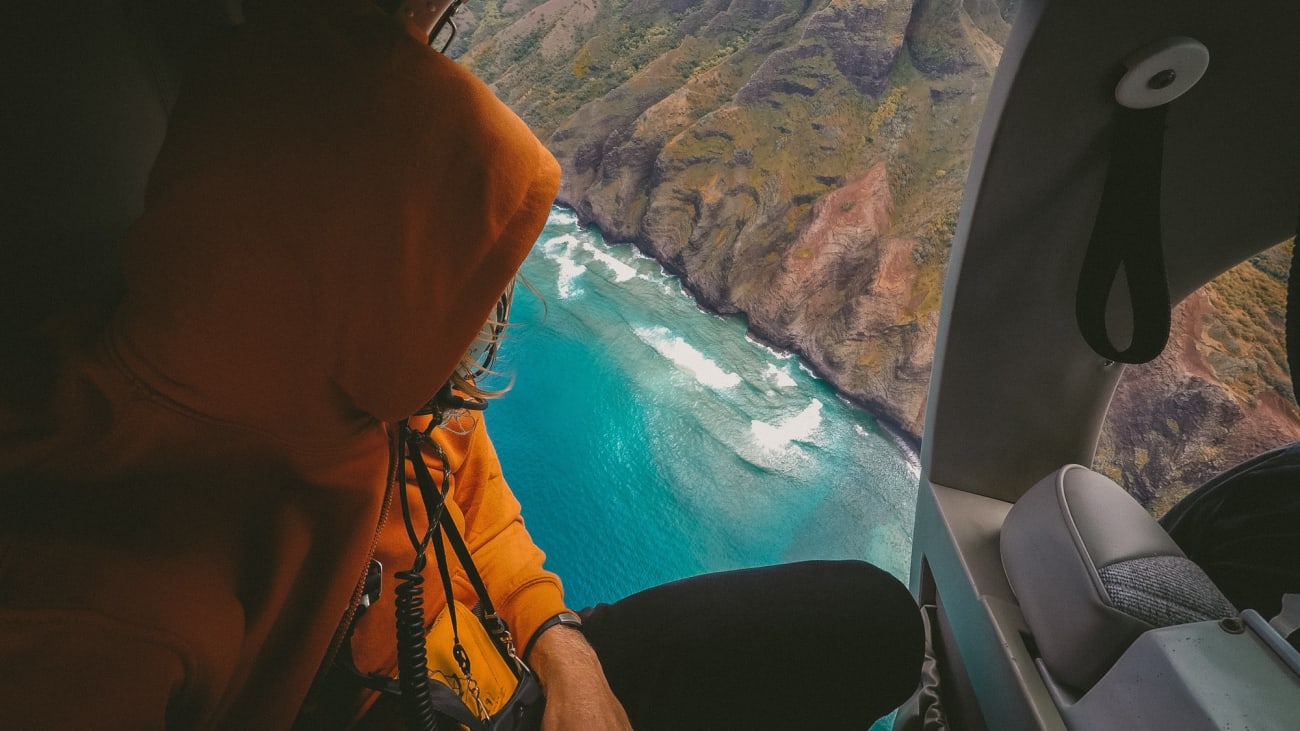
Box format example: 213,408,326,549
552,200,925,455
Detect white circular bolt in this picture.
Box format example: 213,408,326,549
1115,37,1210,109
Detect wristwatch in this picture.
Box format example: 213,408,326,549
523,611,584,660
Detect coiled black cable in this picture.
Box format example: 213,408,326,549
394,552,438,731
394,421,439,731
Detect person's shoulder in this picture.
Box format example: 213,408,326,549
397,44,542,160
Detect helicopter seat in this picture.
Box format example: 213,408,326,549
1000,464,1235,693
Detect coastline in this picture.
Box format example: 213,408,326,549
553,199,925,455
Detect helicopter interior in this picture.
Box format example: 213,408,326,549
3,1,1299,729
908,0,1299,728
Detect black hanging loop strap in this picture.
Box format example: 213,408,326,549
1076,104,1172,364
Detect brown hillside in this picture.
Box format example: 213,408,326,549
459,0,1300,510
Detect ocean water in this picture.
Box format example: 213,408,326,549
487,208,920,614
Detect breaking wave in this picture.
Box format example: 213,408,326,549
632,326,742,390
491,206,919,612
750,399,824,451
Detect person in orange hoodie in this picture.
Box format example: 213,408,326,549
0,1,922,728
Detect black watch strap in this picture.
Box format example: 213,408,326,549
523,611,584,661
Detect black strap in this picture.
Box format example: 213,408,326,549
405,428,467,664
407,429,522,671
334,421,525,715
1076,105,1172,364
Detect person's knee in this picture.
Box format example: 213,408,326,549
797,561,924,683
774,560,924,719
794,560,917,617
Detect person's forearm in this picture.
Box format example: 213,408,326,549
529,625,606,692
528,625,633,730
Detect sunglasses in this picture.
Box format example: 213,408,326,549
378,0,465,54
428,0,465,54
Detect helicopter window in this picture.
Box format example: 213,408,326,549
1095,237,1298,516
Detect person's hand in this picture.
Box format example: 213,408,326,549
528,625,633,730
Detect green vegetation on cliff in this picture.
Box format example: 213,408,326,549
1097,241,1299,513
457,0,1299,510
459,0,1000,437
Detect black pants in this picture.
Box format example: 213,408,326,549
579,560,924,730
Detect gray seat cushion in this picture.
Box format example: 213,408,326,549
1001,465,1235,691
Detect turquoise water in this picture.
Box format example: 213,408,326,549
486,208,919,614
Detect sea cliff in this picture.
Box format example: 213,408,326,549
457,0,1299,509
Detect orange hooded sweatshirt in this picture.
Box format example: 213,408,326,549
0,8,563,728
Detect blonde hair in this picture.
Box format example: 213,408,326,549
445,278,518,403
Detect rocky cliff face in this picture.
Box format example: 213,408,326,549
1097,244,1300,512
459,0,1300,510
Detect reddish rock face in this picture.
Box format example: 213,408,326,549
1099,264,1300,514
463,0,1299,511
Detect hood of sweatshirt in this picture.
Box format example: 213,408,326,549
0,12,562,728
108,10,560,446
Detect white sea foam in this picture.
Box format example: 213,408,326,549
633,326,741,389
855,424,921,481
902,453,921,481
745,334,793,360
543,234,588,298
579,238,638,283
556,259,587,298
550,209,579,226
617,245,678,291
763,363,796,389
542,233,581,253
750,399,824,451
797,361,821,380
628,246,658,263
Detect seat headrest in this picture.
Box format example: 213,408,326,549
1001,465,1235,692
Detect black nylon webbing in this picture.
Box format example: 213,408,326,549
1076,105,1172,364
408,431,520,670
